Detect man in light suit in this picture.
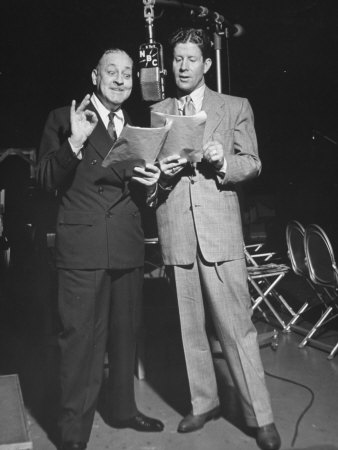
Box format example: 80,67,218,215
152,28,281,450
37,48,164,450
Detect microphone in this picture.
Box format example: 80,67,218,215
138,41,166,102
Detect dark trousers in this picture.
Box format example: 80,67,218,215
57,267,143,443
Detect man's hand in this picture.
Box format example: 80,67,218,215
69,94,98,148
203,140,224,170
159,154,187,179
132,163,160,187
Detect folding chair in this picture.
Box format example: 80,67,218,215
298,224,338,359
285,220,316,326
245,242,277,265
245,241,307,332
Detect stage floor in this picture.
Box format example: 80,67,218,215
1,273,338,450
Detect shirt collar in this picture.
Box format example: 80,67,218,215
91,93,124,127
177,84,206,114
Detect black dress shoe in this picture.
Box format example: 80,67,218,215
256,423,281,450
60,442,87,450
177,405,221,433
111,411,164,432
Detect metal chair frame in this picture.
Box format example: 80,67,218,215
285,220,330,332
299,224,338,359
245,243,307,332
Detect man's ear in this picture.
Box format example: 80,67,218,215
203,58,212,75
91,69,98,86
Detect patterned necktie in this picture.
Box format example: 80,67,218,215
107,112,117,141
183,95,196,116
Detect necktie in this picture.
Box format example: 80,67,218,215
107,112,117,141
183,95,196,116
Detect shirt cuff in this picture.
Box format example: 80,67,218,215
218,158,227,174
145,183,158,207
68,138,83,160
158,179,174,191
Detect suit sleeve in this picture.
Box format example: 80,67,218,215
36,108,81,192
222,98,261,185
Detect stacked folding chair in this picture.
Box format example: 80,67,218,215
298,224,338,359
245,239,307,333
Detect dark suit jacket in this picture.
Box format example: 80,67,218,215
37,101,146,270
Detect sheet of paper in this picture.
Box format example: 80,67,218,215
102,121,171,168
151,110,207,162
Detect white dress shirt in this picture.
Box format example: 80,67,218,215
69,93,125,158
177,84,227,174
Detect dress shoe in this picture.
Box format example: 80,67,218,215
256,423,281,450
110,411,164,432
177,405,221,433
60,442,87,450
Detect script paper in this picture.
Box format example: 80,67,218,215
102,121,171,168
150,110,207,163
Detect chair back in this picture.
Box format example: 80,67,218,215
286,220,308,277
304,224,338,289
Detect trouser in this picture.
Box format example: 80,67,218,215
173,255,274,427
57,267,143,443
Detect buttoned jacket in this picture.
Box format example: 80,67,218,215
37,101,145,269
151,87,261,265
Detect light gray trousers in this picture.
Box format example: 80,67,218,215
173,255,274,427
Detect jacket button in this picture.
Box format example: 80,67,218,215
98,186,104,194
106,212,112,218
90,159,97,165
190,179,195,184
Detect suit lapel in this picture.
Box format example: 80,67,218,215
87,101,133,183
155,89,225,144
201,87,224,144
86,102,113,160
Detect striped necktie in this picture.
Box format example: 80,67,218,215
183,95,196,116
107,112,117,141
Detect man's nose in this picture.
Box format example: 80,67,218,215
114,73,124,84
180,59,189,71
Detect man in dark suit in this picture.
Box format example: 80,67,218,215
37,47,163,450
152,28,281,450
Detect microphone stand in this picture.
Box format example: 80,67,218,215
143,0,155,43
212,14,226,94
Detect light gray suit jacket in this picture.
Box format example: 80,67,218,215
152,86,261,265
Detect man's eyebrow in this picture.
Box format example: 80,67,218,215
106,64,132,71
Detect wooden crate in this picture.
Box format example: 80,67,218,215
0,374,32,449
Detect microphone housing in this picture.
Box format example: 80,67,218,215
139,42,166,102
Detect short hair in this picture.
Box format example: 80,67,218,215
169,28,212,60
95,48,134,70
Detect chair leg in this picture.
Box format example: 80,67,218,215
285,302,309,331
328,341,338,360
249,276,287,330
298,306,333,348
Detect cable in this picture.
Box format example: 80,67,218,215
264,369,315,447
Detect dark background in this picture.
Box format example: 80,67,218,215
1,0,338,250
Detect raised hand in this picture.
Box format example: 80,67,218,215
69,94,98,148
